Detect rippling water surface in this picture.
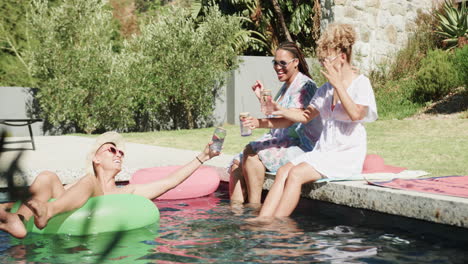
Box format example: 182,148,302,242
0,184,466,263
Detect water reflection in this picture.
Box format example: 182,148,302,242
3,227,158,263
0,186,466,264
152,194,379,263
147,193,226,263
241,217,319,263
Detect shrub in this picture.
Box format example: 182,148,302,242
26,1,247,133
375,79,423,120
26,0,135,134
413,49,459,102
453,45,468,86
127,6,246,130
368,5,466,120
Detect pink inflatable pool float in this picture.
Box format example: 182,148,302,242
130,166,221,200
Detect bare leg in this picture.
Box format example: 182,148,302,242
16,171,66,221
229,161,247,203
242,145,266,204
1,171,96,236
257,163,294,217
274,162,321,217
0,171,65,238
26,176,95,229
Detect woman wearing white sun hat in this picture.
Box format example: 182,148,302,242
0,131,219,238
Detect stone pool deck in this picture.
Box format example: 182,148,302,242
1,136,467,229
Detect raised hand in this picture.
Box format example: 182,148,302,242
251,80,264,100
201,142,221,161
320,60,344,91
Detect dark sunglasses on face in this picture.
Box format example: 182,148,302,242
271,58,296,68
102,146,125,157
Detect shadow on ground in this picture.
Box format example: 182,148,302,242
424,88,467,115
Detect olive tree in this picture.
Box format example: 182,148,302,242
26,0,135,134
26,1,248,132
128,6,247,130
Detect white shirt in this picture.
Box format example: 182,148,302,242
291,74,378,178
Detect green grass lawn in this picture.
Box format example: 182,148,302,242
122,125,270,155
365,119,467,177
77,119,467,177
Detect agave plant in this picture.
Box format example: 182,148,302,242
435,0,468,50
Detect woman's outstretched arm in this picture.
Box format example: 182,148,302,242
129,143,219,200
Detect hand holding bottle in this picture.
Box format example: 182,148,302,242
241,116,260,130
261,89,273,115
209,127,226,153
251,80,264,100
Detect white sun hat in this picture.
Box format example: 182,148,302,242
85,131,126,176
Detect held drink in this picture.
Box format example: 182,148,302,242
261,89,273,115
239,112,252,137
210,127,226,153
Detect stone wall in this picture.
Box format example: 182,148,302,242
320,0,445,72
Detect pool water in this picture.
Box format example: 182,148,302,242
1,183,467,264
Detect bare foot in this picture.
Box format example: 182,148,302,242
230,201,244,216
0,210,27,239
245,216,275,225
244,203,262,215
25,199,51,230
0,202,14,211
245,203,262,210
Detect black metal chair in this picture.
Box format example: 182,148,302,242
0,118,43,150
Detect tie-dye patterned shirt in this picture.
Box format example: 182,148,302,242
242,72,323,172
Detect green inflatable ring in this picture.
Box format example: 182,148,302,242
11,194,160,235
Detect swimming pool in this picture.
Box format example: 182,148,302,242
1,183,467,263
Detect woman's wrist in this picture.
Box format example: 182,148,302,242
197,154,209,163
257,118,265,128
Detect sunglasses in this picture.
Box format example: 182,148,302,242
319,55,339,66
271,58,296,68
101,146,125,157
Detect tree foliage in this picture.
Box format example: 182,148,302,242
127,6,246,130
203,0,321,55
26,0,134,134
25,0,247,133
0,1,32,86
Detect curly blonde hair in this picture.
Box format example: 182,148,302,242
316,23,357,63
